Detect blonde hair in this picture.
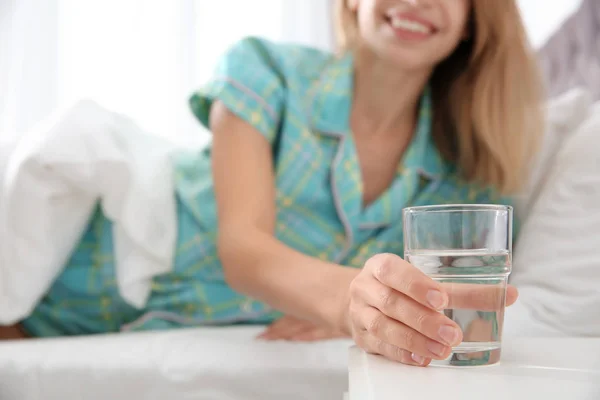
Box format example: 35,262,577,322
335,0,544,194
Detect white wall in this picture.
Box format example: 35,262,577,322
1,0,585,142
2,0,333,142
518,0,583,48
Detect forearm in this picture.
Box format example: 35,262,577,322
218,229,358,332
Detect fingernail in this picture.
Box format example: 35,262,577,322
426,290,447,309
427,341,448,357
438,325,460,346
411,353,426,365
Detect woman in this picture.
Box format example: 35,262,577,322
3,0,542,367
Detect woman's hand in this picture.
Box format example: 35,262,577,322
347,253,518,367
257,315,349,342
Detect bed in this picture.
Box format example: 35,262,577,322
2,3,600,399
0,326,352,400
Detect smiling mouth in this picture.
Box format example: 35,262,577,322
384,13,438,40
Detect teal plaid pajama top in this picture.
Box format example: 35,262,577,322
22,37,511,336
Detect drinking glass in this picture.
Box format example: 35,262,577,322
403,204,512,367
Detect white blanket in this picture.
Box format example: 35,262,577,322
0,100,181,324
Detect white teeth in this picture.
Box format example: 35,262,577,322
389,17,431,34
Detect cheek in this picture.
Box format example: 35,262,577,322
356,2,385,40
451,0,471,38
440,4,470,50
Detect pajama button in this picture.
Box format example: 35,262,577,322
241,299,254,313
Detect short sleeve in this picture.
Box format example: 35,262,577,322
189,37,285,144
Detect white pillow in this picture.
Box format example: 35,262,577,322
514,89,593,223
506,98,600,337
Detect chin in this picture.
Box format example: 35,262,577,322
382,49,436,73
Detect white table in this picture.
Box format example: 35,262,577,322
347,338,600,400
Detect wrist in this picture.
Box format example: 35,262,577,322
325,266,359,335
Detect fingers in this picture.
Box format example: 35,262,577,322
443,283,517,311
355,278,462,347
258,316,348,342
506,285,519,306
351,253,517,367
365,254,448,311
353,306,454,360
290,329,348,342
257,317,312,340
358,334,432,367
463,318,494,343
365,254,519,313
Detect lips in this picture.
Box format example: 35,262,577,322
384,10,438,39
389,16,432,34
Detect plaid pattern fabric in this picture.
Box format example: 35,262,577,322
22,37,509,336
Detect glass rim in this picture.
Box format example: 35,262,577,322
403,204,512,215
